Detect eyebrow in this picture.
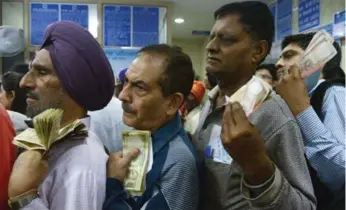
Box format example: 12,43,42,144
126,77,150,90
31,63,52,72
281,49,299,57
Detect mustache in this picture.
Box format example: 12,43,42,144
27,91,40,100
122,103,135,114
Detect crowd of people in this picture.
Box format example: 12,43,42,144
0,1,345,210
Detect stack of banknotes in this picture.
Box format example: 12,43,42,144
226,76,272,116
299,30,337,78
278,30,337,80
122,130,153,196
13,108,88,152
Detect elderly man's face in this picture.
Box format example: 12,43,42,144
119,53,176,131
20,49,67,118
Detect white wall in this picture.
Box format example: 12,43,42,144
172,38,205,78
2,2,24,29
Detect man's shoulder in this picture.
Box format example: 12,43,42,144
50,133,108,171
250,94,297,139
164,133,199,169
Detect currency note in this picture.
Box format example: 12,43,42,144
298,30,337,78
13,109,88,152
122,130,151,196
226,76,272,116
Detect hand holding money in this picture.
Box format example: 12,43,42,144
107,149,140,182
276,65,311,116
8,151,48,198
221,102,274,185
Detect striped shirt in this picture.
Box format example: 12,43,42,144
22,117,108,210
103,113,200,210
296,81,345,194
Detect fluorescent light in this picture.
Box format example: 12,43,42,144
174,18,185,24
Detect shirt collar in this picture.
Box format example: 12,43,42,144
151,112,182,154
309,79,326,95
208,85,220,100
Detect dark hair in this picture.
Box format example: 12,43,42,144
2,64,28,114
256,64,278,81
282,33,345,80
281,33,315,50
138,44,195,100
322,42,345,80
214,1,274,63
206,72,218,88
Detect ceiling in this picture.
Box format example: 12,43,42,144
166,0,270,40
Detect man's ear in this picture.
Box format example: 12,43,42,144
252,40,269,64
6,90,15,103
166,93,184,116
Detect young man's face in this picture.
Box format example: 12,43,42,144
276,43,305,79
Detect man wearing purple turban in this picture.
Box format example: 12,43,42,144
7,21,114,210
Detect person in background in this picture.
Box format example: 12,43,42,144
255,63,278,87
0,64,29,134
321,41,345,80
114,68,127,98
192,2,316,209
103,44,200,210
0,104,16,210
89,92,131,153
7,21,114,210
276,33,345,209
181,80,206,135
204,72,218,90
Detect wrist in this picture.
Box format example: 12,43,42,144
291,102,310,117
242,155,275,185
8,189,38,210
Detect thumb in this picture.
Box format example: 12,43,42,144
123,149,140,164
290,65,301,79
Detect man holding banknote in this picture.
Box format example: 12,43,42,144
7,21,115,210
191,1,316,209
103,44,200,210
276,33,345,209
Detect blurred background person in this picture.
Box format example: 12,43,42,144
203,72,217,91
181,80,205,135
255,63,278,87
114,68,127,98
0,63,29,134
321,41,345,81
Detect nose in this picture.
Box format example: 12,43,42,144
275,58,285,70
206,37,219,54
118,83,131,103
19,71,35,89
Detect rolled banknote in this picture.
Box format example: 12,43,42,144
226,76,272,116
122,130,151,196
298,30,337,78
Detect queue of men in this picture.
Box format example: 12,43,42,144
0,1,345,210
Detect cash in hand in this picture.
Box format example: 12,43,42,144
226,76,272,116
122,130,152,196
298,30,337,78
13,108,88,152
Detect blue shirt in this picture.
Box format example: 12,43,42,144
296,81,345,194
103,113,201,210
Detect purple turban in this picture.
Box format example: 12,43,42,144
41,21,114,111
118,68,127,85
